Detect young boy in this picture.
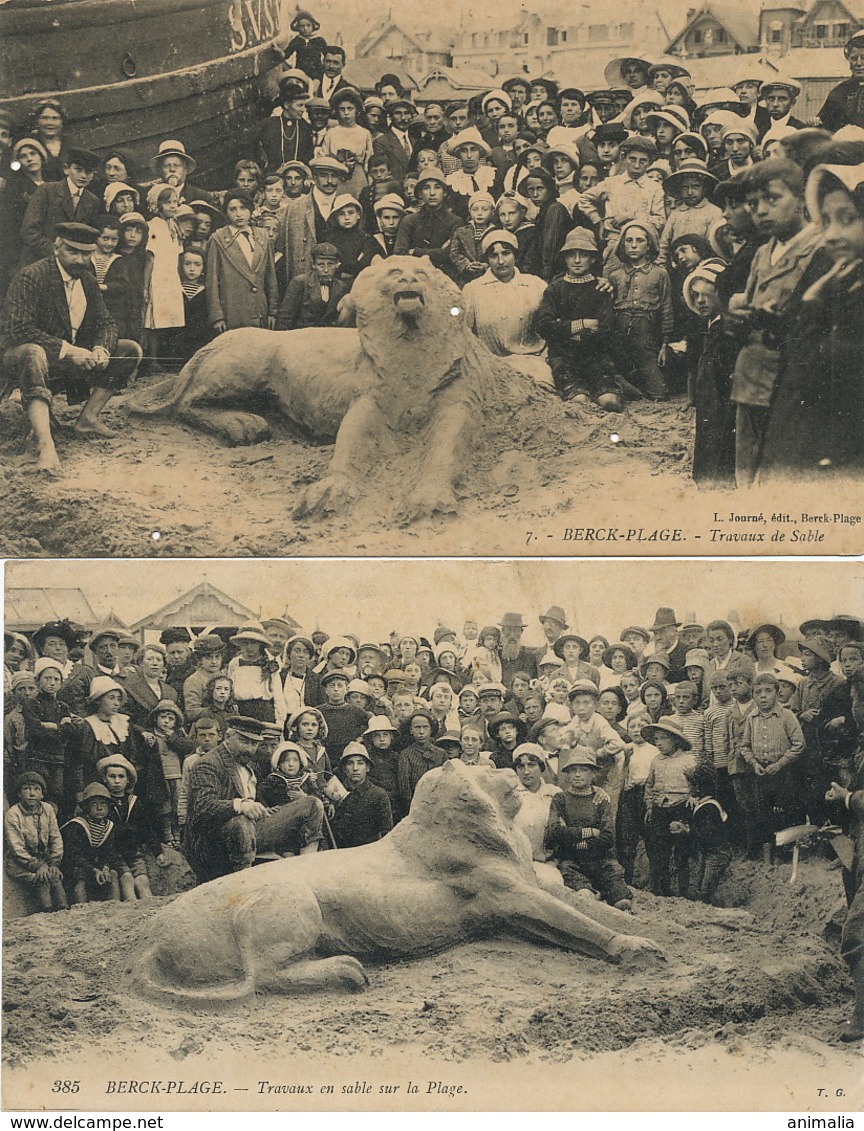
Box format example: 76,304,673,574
393,168,462,275
643,718,696,896
145,700,188,847
590,122,628,179
580,135,666,264
22,657,75,818
362,714,400,817
450,191,496,285
4,671,38,786
760,78,806,132
396,709,447,818
739,672,805,863
566,679,626,808
607,221,674,400
255,174,287,221
668,679,706,762
459,721,494,766
275,241,348,329
318,671,370,766
545,746,632,909
4,772,67,912
684,763,731,904
174,247,211,363
97,752,163,899
330,742,393,848
177,715,221,839
657,161,722,267
536,227,623,411
61,782,127,904
728,159,822,484
617,712,658,884
703,670,736,819
726,662,759,854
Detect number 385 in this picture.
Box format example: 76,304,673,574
52,1081,80,1093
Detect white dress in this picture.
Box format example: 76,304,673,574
145,215,185,329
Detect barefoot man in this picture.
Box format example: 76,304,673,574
0,222,142,473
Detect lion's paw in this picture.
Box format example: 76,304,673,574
294,474,358,519
333,956,370,992
395,484,459,525
609,935,666,970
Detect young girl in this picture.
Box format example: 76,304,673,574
104,182,139,219
145,699,187,847
326,194,377,284
175,248,211,363
143,182,185,371
598,687,629,742
494,191,535,270
321,87,373,198
61,782,127,904
90,215,139,347
205,191,278,332
97,752,163,899
640,679,672,723
258,741,323,809
450,191,496,285
286,706,331,775
226,624,286,726
199,674,235,735
280,10,326,82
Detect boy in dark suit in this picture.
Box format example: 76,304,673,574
19,148,101,266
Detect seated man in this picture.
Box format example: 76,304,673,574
461,229,552,388
0,222,142,474
185,715,323,884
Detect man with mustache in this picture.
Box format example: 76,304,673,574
0,221,141,474
497,613,538,691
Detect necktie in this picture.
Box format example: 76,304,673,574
65,278,86,342
238,230,255,265
470,176,479,193
70,190,80,214
401,132,411,156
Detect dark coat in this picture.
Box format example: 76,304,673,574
184,742,250,876
0,254,117,362
330,779,393,847
275,269,349,329
372,130,413,182
692,315,739,486
121,671,179,730
205,226,279,329
392,205,462,273
19,179,100,264
255,115,315,172
818,78,864,132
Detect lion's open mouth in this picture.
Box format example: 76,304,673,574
393,289,425,313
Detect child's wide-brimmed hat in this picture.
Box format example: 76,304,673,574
104,182,140,209
602,643,637,670
81,782,112,805
640,651,671,674
559,745,599,771
674,131,709,161
664,159,717,193
720,119,759,146
448,127,491,157
560,227,599,255
17,771,47,793
683,258,726,313
290,8,320,31
34,657,64,679
96,753,138,788
415,167,448,188
604,56,653,87
287,706,328,738
271,740,311,771
641,718,692,750
283,634,316,657
795,637,834,664
340,740,372,765
486,711,528,741
620,91,664,130
187,198,224,222
806,162,864,229
321,636,357,664
347,678,373,698
149,698,184,725
553,633,589,659
150,139,197,174
646,105,690,133
87,676,126,704
229,623,272,648
9,670,37,691
277,160,312,181
373,192,406,214
364,714,397,735
194,634,225,655
330,193,362,216
567,679,600,700
512,742,548,769
481,89,513,113
747,623,786,651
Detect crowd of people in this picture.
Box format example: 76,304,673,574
4,599,864,1039
1,12,864,480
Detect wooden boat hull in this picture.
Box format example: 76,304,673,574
0,0,286,185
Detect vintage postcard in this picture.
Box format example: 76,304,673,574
3,557,863,1113
1,0,864,559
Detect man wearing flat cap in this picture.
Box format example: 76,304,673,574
1,221,142,473
58,626,124,717
185,715,323,883
278,154,349,284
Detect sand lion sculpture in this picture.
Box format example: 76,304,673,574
132,761,663,1004
127,257,541,522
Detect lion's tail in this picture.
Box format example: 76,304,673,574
126,341,223,416
131,942,257,1008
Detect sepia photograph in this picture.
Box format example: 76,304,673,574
1,0,863,557
2,557,864,1113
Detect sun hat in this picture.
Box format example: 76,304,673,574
151,139,197,174
87,676,126,704
559,745,599,771
641,718,692,749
